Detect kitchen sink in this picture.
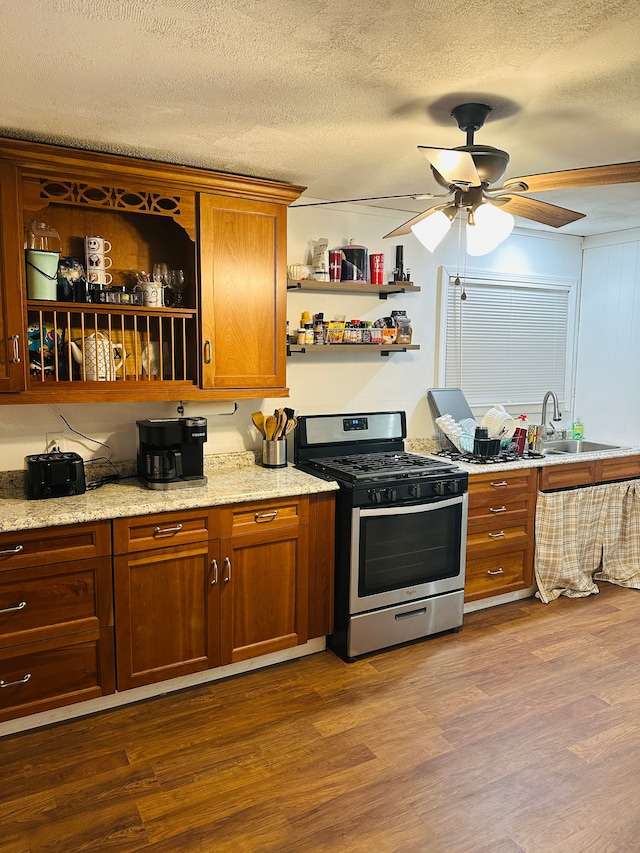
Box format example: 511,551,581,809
541,439,624,455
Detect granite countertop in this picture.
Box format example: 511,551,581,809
0,452,338,534
407,438,640,474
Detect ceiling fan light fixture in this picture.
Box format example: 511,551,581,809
465,201,514,256
411,206,457,252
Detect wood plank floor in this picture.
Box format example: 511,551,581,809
3,581,640,852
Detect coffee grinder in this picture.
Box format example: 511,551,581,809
137,417,207,490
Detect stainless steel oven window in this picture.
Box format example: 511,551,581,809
349,495,468,614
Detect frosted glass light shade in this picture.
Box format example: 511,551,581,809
466,202,514,256
411,210,453,252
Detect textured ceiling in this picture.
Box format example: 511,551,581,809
1,0,639,236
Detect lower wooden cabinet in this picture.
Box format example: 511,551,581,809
113,540,221,690
0,521,114,723
465,468,537,603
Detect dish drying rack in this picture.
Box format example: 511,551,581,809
435,414,512,458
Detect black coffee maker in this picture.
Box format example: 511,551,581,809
137,417,207,490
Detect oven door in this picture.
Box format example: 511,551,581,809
349,493,468,614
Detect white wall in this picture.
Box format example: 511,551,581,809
0,205,584,471
575,227,640,446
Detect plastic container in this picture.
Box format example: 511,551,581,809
513,414,529,455
340,238,368,281
25,221,62,301
572,416,584,439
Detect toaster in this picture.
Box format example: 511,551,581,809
25,452,86,500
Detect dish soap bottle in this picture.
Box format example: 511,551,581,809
572,416,584,439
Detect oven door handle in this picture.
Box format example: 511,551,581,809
358,492,467,518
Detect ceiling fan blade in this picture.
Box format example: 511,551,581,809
504,161,640,193
383,205,445,239
290,192,437,208
418,147,481,188
497,194,586,228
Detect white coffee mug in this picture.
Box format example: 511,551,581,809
88,270,113,285
86,252,112,271
85,236,112,255
134,281,162,307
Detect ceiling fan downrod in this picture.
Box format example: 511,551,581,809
451,103,493,146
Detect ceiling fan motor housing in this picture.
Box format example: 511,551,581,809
431,145,510,189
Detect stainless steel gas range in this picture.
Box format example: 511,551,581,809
294,411,469,661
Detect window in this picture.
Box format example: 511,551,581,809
439,268,576,408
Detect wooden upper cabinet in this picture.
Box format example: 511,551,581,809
0,137,304,402
0,161,27,392
198,194,288,391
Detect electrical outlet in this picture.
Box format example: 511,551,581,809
45,433,66,453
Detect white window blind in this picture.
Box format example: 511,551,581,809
444,275,570,407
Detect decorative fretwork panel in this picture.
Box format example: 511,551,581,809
22,177,196,240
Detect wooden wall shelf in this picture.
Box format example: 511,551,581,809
287,280,420,299
288,344,419,357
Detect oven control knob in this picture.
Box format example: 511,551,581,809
409,484,422,498
448,479,459,494
385,488,398,502
369,489,384,504
434,481,446,496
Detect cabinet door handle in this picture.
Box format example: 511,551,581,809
488,530,506,539
0,600,26,615
489,506,507,514
153,523,183,537
490,480,509,488
0,673,31,688
210,559,219,586
10,334,21,364
204,340,212,364
0,545,24,556
223,556,231,583
487,567,505,576
254,510,278,522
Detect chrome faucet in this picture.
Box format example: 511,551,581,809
540,391,562,439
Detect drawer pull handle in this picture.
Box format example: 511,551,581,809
153,523,183,537
488,531,506,539
0,545,24,556
254,510,278,522
223,556,231,583
490,480,509,488
489,506,507,514
210,559,219,586
487,567,505,576
0,600,26,615
11,334,21,364
0,673,31,688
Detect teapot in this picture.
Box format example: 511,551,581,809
69,332,126,381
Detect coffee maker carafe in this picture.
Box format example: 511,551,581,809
137,417,207,490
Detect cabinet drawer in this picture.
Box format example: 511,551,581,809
0,521,111,571
113,509,218,554
599,455,640,483
469,468,537,500
0,557,112,650
465,544,533,601
0,628,115,723
220,496,309,537
467,494,535,531
467,520,533,551
538,461,600,491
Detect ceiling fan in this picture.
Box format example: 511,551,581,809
293,102,640,255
